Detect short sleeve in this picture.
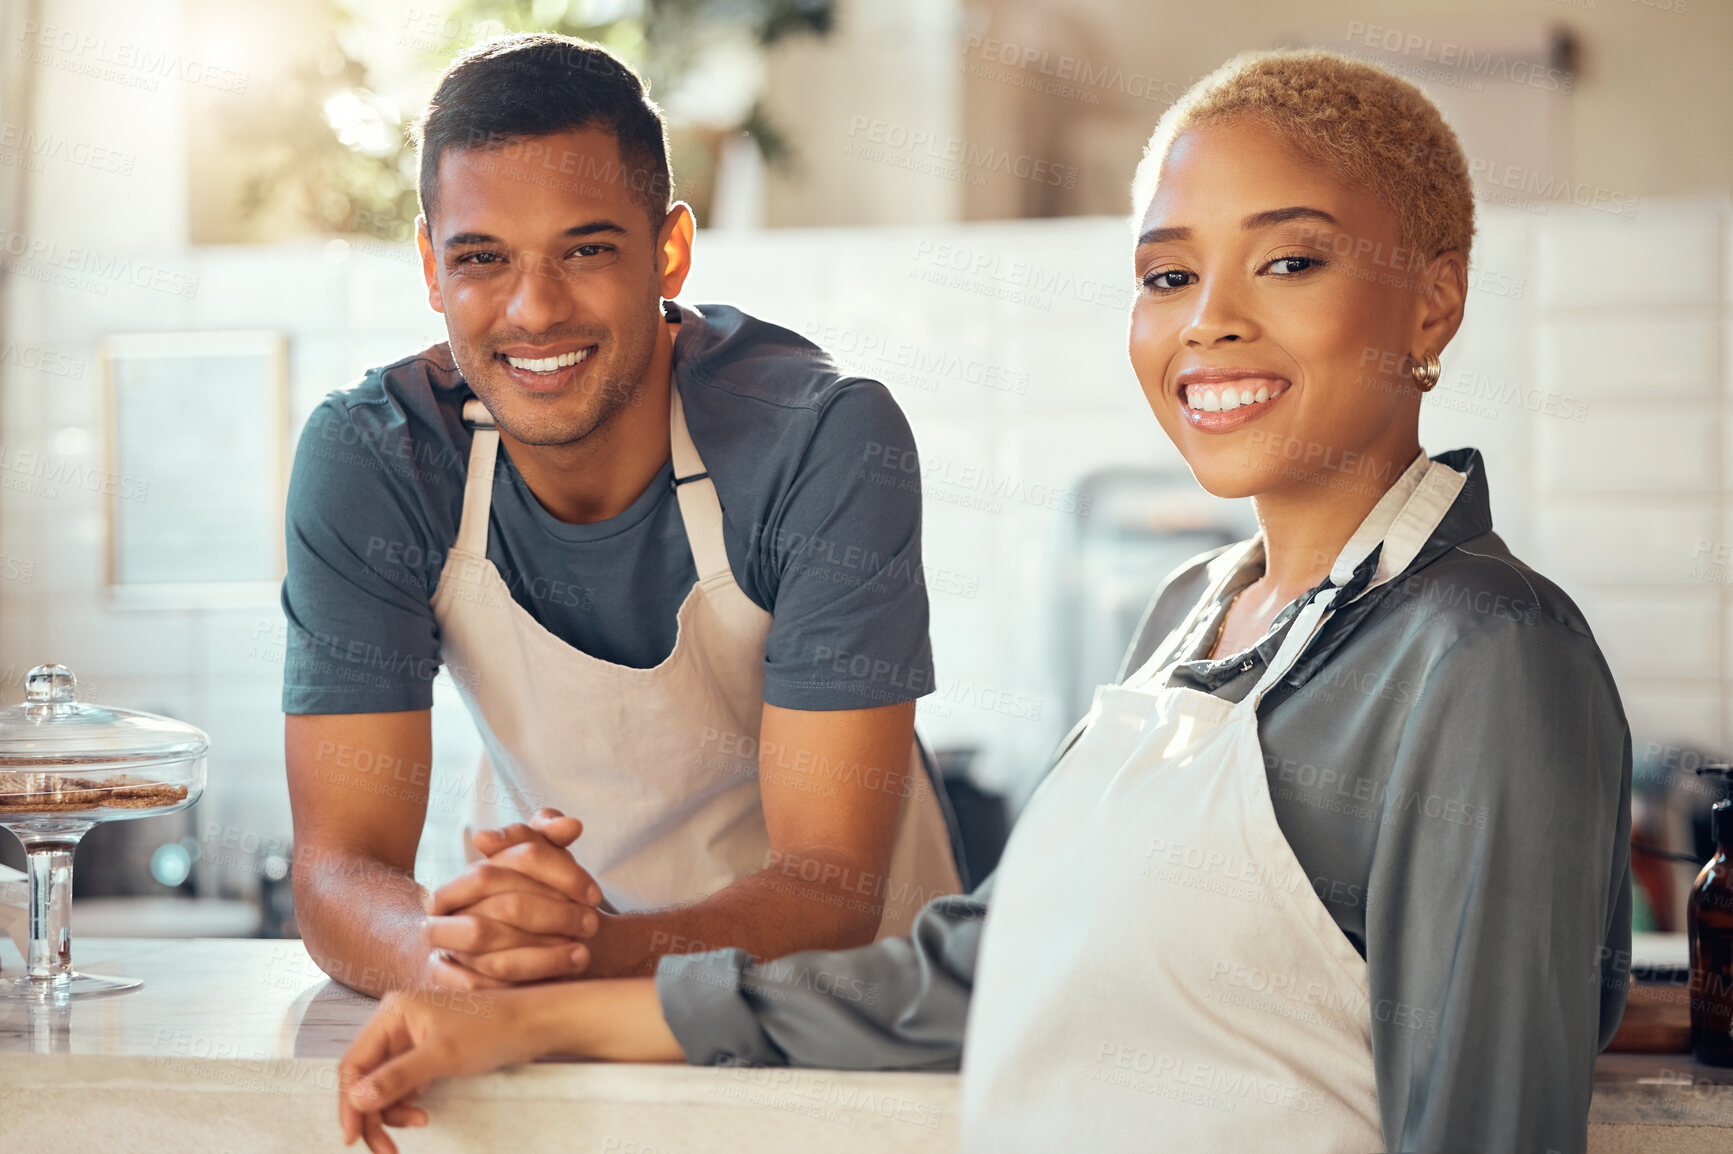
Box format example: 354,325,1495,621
755,381,934,711
1366,614,1632,1152
280,399,448,714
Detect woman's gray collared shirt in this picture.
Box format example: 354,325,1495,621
655,447,1634,1154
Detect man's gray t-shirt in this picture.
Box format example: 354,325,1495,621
281,302,934,714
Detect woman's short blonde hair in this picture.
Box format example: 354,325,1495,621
1131,49,1475,265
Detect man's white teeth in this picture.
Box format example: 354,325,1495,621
505,348,591,373
1185,381,1283,412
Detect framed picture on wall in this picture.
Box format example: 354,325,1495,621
100,330,289,607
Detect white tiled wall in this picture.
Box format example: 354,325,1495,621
1525,199,1730,758
686,201,1733,792
2,200,1727,871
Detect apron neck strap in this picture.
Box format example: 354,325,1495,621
1243,585,1336,708
1328,450,1464,601
1129,451,1465,696
452,391,733,585
667,384,733,584
455,399,499,555
1244,451,1465,707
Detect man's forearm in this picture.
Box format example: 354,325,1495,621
584,848,886,978
292,843,432,996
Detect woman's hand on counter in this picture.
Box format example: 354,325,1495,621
339,976,684,1153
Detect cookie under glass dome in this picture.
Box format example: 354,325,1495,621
0,664,208,1000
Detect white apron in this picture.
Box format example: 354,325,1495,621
960,452,1464,1152
429,385,962,937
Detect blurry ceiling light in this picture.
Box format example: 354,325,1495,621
324,89,399,157
603,20,646,58
534,0,572,25
577,0,644,24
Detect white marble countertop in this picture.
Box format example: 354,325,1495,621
0,937,958,1153
1,937,1731,1153
0,937,372,1060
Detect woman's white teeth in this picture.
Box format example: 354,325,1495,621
506,348,591,373
1186,381,1284,412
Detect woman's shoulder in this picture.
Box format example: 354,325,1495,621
1378,528,1597,645
1363,529,1630,743
1362,532,1631,816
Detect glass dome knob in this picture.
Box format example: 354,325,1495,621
25,664,77,705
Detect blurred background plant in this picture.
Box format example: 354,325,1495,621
191,0,833,243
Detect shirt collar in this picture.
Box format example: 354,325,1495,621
1173,446,1496,682
1209,446,1435,612
1329,448,1432,588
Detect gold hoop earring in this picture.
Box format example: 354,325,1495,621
1409,351,1441,392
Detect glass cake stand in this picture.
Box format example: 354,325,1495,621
0,664,207,1000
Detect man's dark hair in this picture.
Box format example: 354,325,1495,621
416,33,673,228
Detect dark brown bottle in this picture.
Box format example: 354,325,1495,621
1689,795,1733,1066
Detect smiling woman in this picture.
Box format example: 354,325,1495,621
336,49,1632,1154
1123,55,1473,657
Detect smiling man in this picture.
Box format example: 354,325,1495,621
282,33,963,997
